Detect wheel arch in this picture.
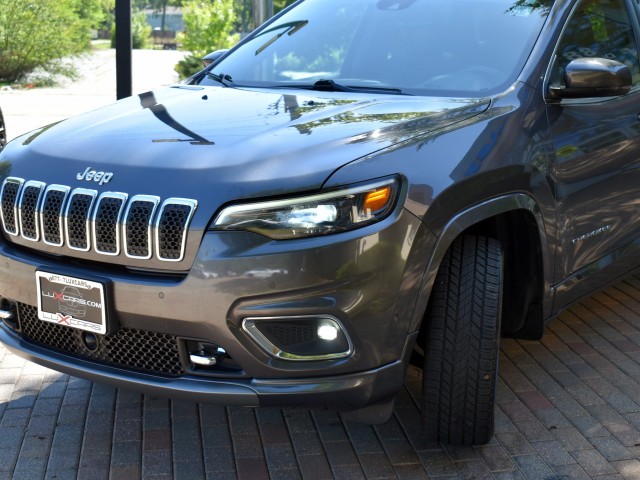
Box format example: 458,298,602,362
410,193,553,339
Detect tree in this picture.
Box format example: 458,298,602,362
274,0,296,13
180,0,238,58
75,0,115,42
175,0,238,78
234,0,254,34
0,0,95,82
234,0,295,33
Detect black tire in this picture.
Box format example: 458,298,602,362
422,235,503,445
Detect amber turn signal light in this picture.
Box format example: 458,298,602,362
364,186,392,212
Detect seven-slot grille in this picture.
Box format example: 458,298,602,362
1,177,197,262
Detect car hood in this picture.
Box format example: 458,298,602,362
3,85,488,224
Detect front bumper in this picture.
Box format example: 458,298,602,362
0,323,414,409
0,207,433,409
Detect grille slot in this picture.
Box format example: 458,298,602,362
124,195,159,259
19,181,46,241
1,177,24,236
156,199,197,262
41,185,70,246
1,178,197,263
93,193,127,255
17,303,185,377
65,189,97,251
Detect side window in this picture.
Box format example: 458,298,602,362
552,0,640,86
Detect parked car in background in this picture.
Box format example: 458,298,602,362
2,0,640,445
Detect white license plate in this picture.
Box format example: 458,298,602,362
36,272,107,334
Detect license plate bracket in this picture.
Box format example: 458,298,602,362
36,271,107,334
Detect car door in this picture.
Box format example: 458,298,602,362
547,0,640,309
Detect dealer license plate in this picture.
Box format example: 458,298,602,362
36,272,107,334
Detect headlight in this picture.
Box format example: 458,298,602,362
212,178,399,239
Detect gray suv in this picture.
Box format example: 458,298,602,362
1,0,639,445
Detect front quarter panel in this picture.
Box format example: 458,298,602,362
325,83,557,325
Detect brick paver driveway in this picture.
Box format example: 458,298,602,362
3,276,640,479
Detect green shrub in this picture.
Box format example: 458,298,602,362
0,0,89,82
176,0,239,79
175,54,203,80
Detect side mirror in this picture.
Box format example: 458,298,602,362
202,49,230,68
549,57,632,99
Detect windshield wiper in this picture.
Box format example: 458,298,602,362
311,79,408,95
255,20,309,56
206,72,235,87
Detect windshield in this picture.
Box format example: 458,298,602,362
200,0,549,97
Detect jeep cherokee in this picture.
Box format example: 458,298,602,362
1,0,638,445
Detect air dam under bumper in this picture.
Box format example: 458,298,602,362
0,324,411,410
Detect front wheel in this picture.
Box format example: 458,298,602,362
421,235,503,445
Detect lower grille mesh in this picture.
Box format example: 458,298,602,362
17,303,185,377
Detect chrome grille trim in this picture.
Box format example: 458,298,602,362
92,192,128,256
40,185,71,247
18,181,46,241
155,198,198,262
123,195,160,260
65,188,98,252
1,178,196,262
1,177,24,236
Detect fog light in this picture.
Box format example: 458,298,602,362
242,315,352,361
317,323,338,341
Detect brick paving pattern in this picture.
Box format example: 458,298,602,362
3,276,640,479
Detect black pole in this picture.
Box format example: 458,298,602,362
115,0,133,99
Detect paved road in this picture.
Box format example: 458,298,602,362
3,50,640,479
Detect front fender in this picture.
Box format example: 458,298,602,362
409,193,554,332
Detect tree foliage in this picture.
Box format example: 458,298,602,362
232,0,296,36
179,0,238,58
274,0,296,13
76,0,115,39
176,0,238,78
0,0,111,82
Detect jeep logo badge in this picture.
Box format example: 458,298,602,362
76,167,113,186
